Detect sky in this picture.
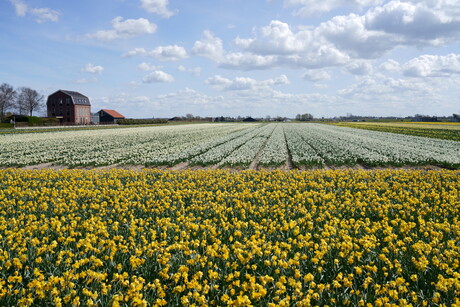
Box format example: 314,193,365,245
1,0,460,119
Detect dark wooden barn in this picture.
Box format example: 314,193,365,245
97,109,125,124
47,90,91,124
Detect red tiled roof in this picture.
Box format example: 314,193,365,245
101,109,125,119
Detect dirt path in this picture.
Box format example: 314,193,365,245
170,162,189,170
282,126,295,170
22,162,67,170
248,125,277,170
8,162,456,172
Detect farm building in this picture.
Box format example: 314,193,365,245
97,109,125,124
47,90,91,124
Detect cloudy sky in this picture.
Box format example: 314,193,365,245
1,0,460,118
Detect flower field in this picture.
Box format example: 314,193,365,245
0,123,459,169
332,122,460,142
0,169,459,306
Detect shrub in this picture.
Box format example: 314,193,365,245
117,118,168,125
27,116,43,126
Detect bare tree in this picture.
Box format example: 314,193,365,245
17,87,44,116
0,83,17,121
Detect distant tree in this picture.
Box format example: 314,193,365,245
16,87,44,116
296,113,314,121
0,83,17,121
274,116,286,122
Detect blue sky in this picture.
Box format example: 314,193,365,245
1,0,460,118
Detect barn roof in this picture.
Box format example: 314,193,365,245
100,109,125,119
48,90,91,106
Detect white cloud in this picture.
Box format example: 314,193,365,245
192,31,328,70
148,45,188,61
214,2,460,73
333,72,459,116
345,61,373,75
81,63,104,74
338,73,436,101
158,88,222,107
284,0,383,16
235,20,311,54
30,8,60,23
10,0,27,16
125,45,188,61
10,0,59,23
318,14,397,59
140,0,177,18
192,30,225,61
219,53,278,70
200,21,350,70
123,48,147,57
177,65,202,76
206,74,289,91
379,59,401,72
302,70,331,81
233,20,351,67
87,17,157,41
138,62,163,71
143,70,175,83
402,53,460,77
364,1,460,44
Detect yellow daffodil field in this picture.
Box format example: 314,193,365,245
1,168,460,306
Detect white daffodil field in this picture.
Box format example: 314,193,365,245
1,123,459,169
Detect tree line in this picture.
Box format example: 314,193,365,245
0,83,44,122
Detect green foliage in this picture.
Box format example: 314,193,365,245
27,116,43,126
0,123,13,129
42,117,60,126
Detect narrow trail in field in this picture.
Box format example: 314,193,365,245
170,162,189,170
249,125,276,170
283,126,295,170
22,162,66,170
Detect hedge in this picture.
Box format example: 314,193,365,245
117,118,168,125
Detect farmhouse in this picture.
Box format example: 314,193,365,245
97,109,125,124
47,90,91,124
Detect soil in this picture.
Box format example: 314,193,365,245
22,163,67,170
10,162,456,172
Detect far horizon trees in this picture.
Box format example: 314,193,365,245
295,113,314,121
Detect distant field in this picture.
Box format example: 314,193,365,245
333,122,460,142
1,123,459,169
339,121,460,130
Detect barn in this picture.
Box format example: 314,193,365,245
97,109,125,124
47,90,91,124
